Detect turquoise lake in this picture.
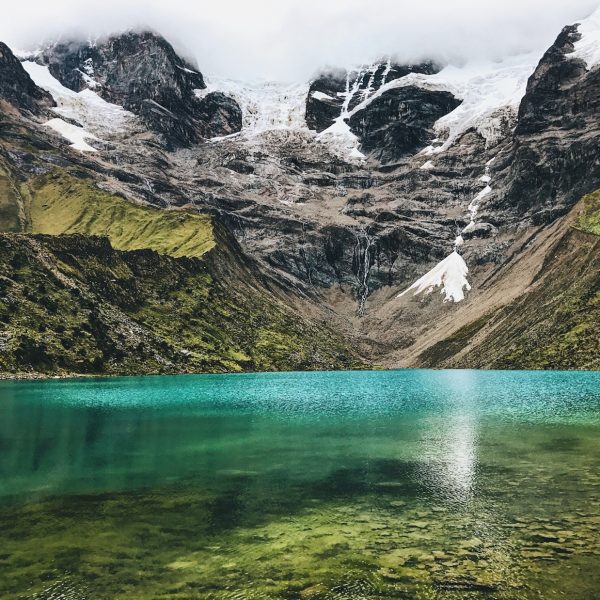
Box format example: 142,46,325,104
0,369,599,598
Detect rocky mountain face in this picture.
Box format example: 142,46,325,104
305,61,439,132
0,43,54,115
0,11,599,376
347,86,461,162
35,31,242,147
490,24,600,226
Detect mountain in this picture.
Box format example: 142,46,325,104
0,9,598,377
29,31,243,147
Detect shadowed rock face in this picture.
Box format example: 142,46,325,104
196,92,243,139
490,24,600,225
348,87,461,163
306,61,440,133
0,13,599,375
37,31,242,147
0,43,54,115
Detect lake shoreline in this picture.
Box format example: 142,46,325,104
1,365,599,382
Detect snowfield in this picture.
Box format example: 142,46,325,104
202,48,542,161
572,6,600,68
398,251,471,303
44,118,99,152
22,61,137,143
198,77,310,134
347,52,540,152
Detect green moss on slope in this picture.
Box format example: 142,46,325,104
417,194,600,371
0,233,363,376
28,171,214,258
574,188,600,236
0,161,22,232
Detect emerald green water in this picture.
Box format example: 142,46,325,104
0,370,599,599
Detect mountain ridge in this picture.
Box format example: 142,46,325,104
0,10,598,376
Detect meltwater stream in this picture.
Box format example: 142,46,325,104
0,370,599,599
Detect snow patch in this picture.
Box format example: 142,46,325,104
420,160,435,170
44,118,98,152
572,7,600,68
22,61,137,138
202,76,309,134
312,91,335,101
398,251,471,303
317,117,365,160
347,52,539,152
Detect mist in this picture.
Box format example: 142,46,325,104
1,0,597,81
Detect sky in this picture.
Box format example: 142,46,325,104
1,0,598,81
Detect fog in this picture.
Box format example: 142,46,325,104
1,0,597,81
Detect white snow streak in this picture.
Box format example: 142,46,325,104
400,154,496,304
22,61,136,139
572,6,600,68
398,251,471,303
44,118,98,152
312,90,334,101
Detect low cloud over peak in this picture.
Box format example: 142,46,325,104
1,0,598,81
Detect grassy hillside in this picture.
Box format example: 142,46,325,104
574,189,600,236
418,191,600,370
27,171,215,258
0,168,363,377
0,232,363,376
0,160,22,232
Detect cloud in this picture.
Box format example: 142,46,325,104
1,0,598,81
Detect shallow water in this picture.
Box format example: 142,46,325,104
0,369,599,599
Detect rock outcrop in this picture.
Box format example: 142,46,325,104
0,10,598,376
306,61,439,133
490,23,600,225
0,42,54,115
347,86,461,162
36,31,242,147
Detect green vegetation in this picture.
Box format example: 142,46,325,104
0,233,361,376
28,171,214,258
1,447,599,599
418,197,600,370
0,161,22,232
418,314,493,367
0,168,362,376
497,271,600,370
573,188,600,236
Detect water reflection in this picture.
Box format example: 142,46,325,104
417,370,478,504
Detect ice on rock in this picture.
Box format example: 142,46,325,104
201,76,310,134
22,61,136,139
44,118,98,152
312,91,335,101
398,251,471,303
572,7,600,68
347,52,540,152
318,117,365,160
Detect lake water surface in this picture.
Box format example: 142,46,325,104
0,369,599,599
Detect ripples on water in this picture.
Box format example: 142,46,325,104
0,370,599,599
